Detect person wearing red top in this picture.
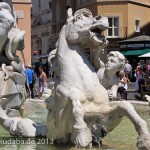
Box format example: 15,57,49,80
118,71,131,99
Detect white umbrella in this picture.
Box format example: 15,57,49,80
138,52,150,57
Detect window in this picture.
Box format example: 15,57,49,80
49,2,52,9
39,49,42,55
36,38,42,50
107,17,119,37
77,0,80,6
66,0,71,6
56,3,60,23
39,49,42,63
135,20,140,32
31,8,33,18
52,25,56,33
39,0,41,7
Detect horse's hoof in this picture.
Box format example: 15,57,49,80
137,133,150,150
71,127,92,148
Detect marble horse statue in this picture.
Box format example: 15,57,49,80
46,8,150,149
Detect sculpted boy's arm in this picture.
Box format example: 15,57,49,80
96,58,105,76
99,58,105,68
110,84,118,99
108,78,119,100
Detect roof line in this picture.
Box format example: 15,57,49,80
96,0,150,7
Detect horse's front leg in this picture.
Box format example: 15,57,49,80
105,101,150,150
117,101,150,150
71,99,92,148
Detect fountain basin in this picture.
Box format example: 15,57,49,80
0,100,149,150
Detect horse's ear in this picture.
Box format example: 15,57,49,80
67,8,73,18
67,8,73,23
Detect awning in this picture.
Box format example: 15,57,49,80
138,52,150,57
121,49,150,56
118,35,150,43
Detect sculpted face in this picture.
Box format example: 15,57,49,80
66,8,109,47
105,56,120,72
105,51,125,72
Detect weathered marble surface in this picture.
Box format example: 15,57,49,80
45,8,150,150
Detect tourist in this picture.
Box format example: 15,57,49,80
38,65,47,99
24,65,34,98
124,60,132,81
49,67,53,78
97,51,125,100
32,67,38,97
135,66,143,91
136,62,141,71
146,62,150,76
134,65,150,100
138,65,149,92
118,71,131,99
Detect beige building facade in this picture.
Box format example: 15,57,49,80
51,0,150,52
30,0,150,65
31,0,52,65
13,0,32,65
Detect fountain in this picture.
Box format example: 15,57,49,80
0,1,150,150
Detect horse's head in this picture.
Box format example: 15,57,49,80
65,8,109,47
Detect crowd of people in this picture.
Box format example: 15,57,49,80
135,62,150,99
24,59,150,101
24,65,48,99
117,60,150,100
